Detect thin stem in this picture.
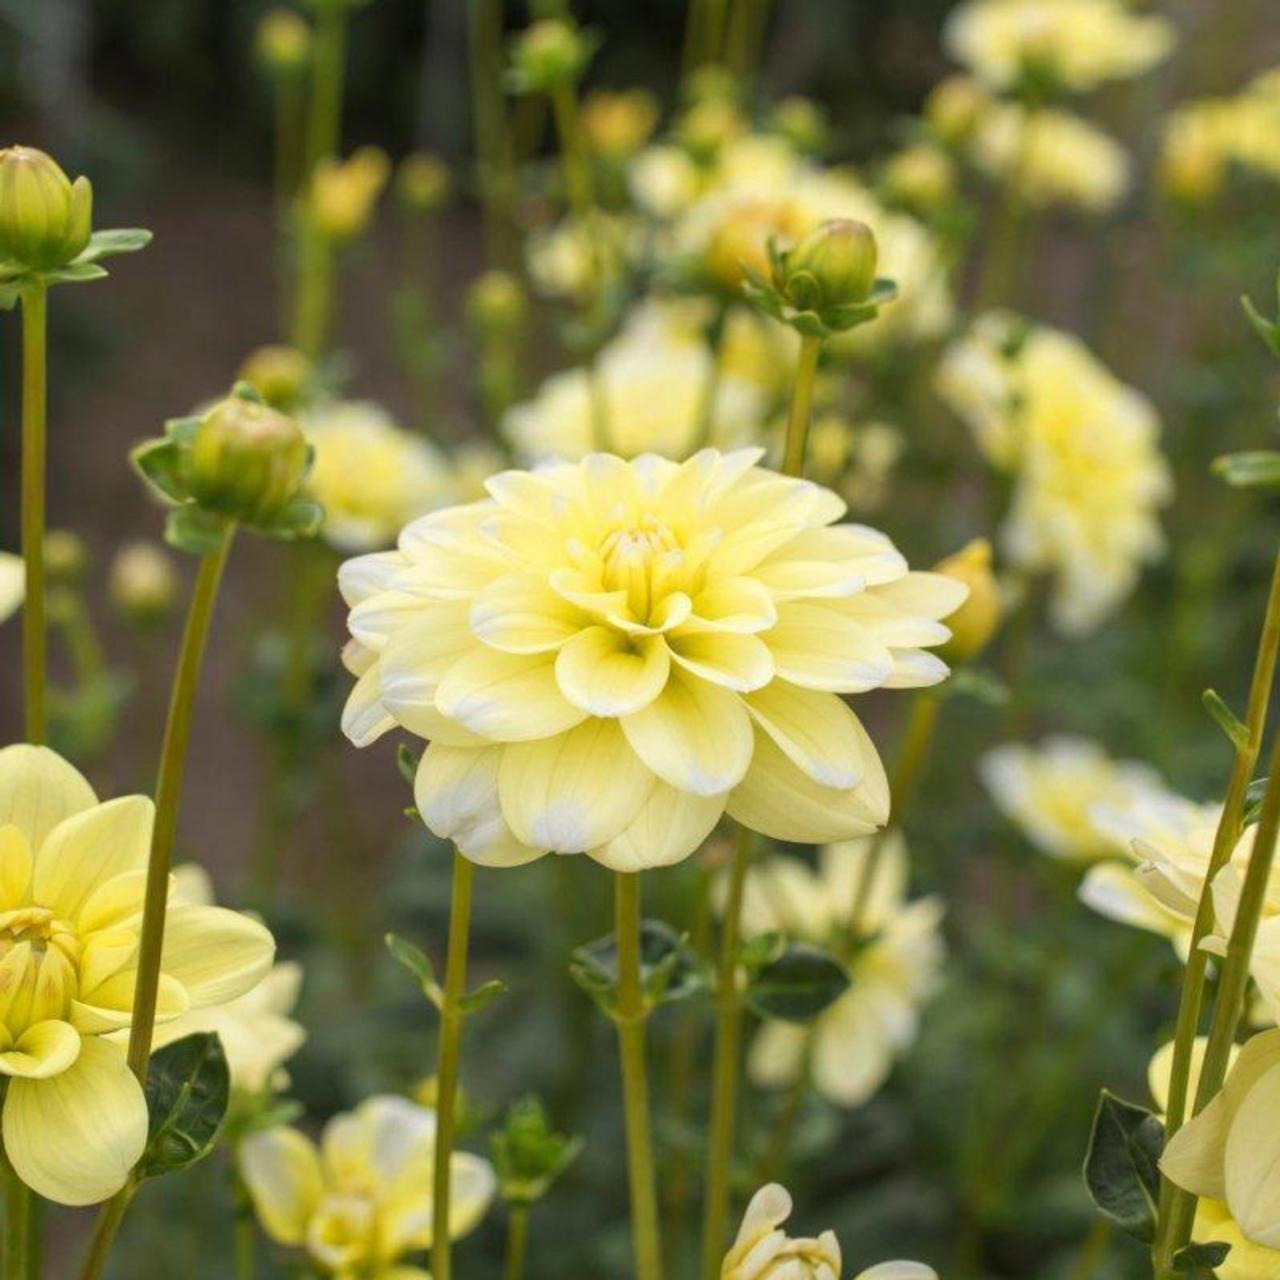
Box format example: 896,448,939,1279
303,1,348,171
468,0,514,267
20,281,47,744
234,1167,256,1280
700,823,752,1280
291,219,335,361
1156,730,1280,1277
781,335,822,478
76,1180,137,1280
504,1204,529,1280
614,872,663,1280
432,849,475,1280
1,1147,29,1280
691,304,729,452
24,1193,42,1280
1152,545,1280,1272
126,526,236,1082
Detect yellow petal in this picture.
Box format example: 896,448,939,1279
589,782,725,872
76,930,140,997
33,796,154,924
239,1125,324,1246
1224,1060,1280,1247
667,631,773,692
470,573,587,653
621,671,753,796
4,1037,147,1205
679,577,776,634
748,1021,808,1090
499,720,655,853
766,602,894,693
745,682,869,789
811,995,895,1107
0,1020,81,1079
342,664,397,747
159,905,275,1008
0,826,32,908
0,745,97,854
436,649,587,742
73,971,190,1035
77,868,151,934
727,728,889,843
555,628,671,716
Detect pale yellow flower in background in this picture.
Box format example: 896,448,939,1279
799,416,903,514
239,1095,495,1278
968,105,1129,213
0,745,275,1204
936,313,1171,634
304,402,451,552
0,552,23,623
722,1183,841,1280
310,146,390,241
944,0,1173,93
735,835,945,1107
341,449,966,870
143,866,305,1097
628,143,703,219
503,319,768,463
525,212,638,302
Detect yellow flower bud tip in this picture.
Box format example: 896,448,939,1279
512,18,592,90
109,541,179,624
237,344,313,411
581,89,659,158
255,8,310,74
310,147,390,241
933,537,1001,664
0,146,93,272
466,270,529,337
781,218,878,312
882,144,956,210
395,152,450,213
769,96,829,154
187,394,310,526
924,74,992,145
42,529,88,586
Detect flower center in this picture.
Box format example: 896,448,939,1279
0,908,81,1032
599,516,681,622
308,1191,378,1270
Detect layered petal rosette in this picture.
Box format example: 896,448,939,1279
0,744,275,1204
340,449,966,871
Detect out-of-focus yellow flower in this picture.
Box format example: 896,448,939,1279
678,98,748,164
881,144,956,213
767,97,829,156
936,312,1170,633
309,147,390,241
238,345,314,412
108,541,179,626
43,530,87,586
944,0,1174,94
582,88,659,159
981,736,1174,863
0,745,274,1204
968,104,1129,213
239,1095,495,1277
340,450,966,870
442,441,508,504
925,75,993,146
142,866,305,1097
465,270,529,341
722,1183,841,1280
304,402,452,552
933,539,1001,665
1162,1030,1280,1254
734,835,945,1107
255,8,310,76
503,318,767,462
628,144,703,219
396,151,451,214
525,212,638,302
0,553,23,624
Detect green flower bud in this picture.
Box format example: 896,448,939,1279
255,9,311,75
187,389,310,526
768,96,829,156
677,99,746,165
43,529,88,587
109,541,179,626
237,345,313,411
780,219,877,313
466,270,529,340
0,147,92,272
396,152,451,214
510,19,593,93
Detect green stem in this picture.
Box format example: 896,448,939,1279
1157,730,1280,1277
303,1,348,171
691,304,729,452
234,1166,255,1280
504,1204,529,1280
614,872,663,1280
468,0,514,267
700,823,752,1280
20,281,47,745
76,1180,137,1280
126,526,236,1082
432,849,475,1280
292,219,335,361
781,335,822,478
1,1148,29,1280
1152,545,1280,1273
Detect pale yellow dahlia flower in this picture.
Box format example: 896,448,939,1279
944,0,1173,93
239,1094,495,1278
936,313,1170,634
0,552,22,623
304,402,452,552
735,834,945,1107
0,745,275,1204
341,450,966,871
628,143,703,220
968,104,1129,213
525,212,639,303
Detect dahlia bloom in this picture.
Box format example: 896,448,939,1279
239,1095,495,1278
733,835,945,1107
341,449,966,871
0,744,274,1204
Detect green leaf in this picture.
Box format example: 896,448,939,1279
458,978,508,1015
139,1033,230,1179
570,920,706,1016
73,227,153,264
746,943,851,1023
940,667,1011,706
131,438,189,503
1172,1241,1231,1273
1203,689,1250,751
1243,777,1268,827
40,262,108,287
1242,289,1280,360
1082,1090,1164,1242
385,932,440,1006
165,505,230,556
737,930,785,974
396,743,421,787
1212,451,1280,490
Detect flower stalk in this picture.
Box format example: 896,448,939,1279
433,848,475,1280
504,1204,529,1280
1,1143,30,1280
20,280,47,744
780,334,822,478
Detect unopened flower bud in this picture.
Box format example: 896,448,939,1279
237,345,313,411
255,9,310,75
925,75,991,145
934,538,1001,664
310,146,389,241
396,152,451,214
466,270,529,340
882,144,955,211
581,89,659,159
768,96,828,155
0,147,92,272
781,219,877,313
109,541,179,626
187,388,310,526
510,19,593,93
678,99,746,164
43,530,88,586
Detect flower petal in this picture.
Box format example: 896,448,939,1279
555,628,671,716
436,650,587,742
470,573,587,653
0,1021,81,1079
159,904,275,1008
589,782,726,871
745,682,868,789
342,664,397,748
239,1125,324,1246
668,632,773,692
0,745,97,852
0,825,33,909
1224,1060,1280,1247
766,602,895,692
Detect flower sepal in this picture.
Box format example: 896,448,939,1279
570,920,706,1020
490,1096,583,1209
0,226,152,308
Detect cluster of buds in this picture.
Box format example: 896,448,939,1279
132,383,321,553
508,18,598,95
308,146,390,241
395,151,451,215
743,218,896,338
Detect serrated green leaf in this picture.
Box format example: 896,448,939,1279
458,978,508,1014
1212,451,1280,490
1172,1241,1231,1273
165,505,231,556
1203,689,1250,751
1082,1090,1163,1243
746,943,851,1023
139,1033,230,1179
131,438,189,503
